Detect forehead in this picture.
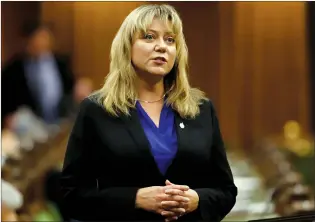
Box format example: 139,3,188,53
147,19,174,33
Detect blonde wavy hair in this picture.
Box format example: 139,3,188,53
93,4,207,119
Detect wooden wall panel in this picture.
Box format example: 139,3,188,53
41,2,74,55
218,2,310,151
168,2,221,105
72,2,143,84
1,2,40,64
218,2,244,147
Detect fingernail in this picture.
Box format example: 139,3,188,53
161,211,167,215
184,197,189,202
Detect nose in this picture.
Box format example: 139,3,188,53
154,38,167,53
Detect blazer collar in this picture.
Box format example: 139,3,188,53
167,111,191,176
121,108,163,178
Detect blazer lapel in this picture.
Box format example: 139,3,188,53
165,112,191,177
121,108,164,178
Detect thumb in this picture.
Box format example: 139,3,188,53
165,180,173,186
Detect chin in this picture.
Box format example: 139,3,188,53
150,72,168,77
148,68,169,76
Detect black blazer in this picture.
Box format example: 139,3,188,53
60,97,237,221
1,53,75,124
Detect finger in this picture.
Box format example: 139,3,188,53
165,189,186,196
171,184,190,191
161,210,176,217
158,207,182,216
163,194,190,203
161,201,180,208
165,180,173,186
167,208,186,214
163,184,189,192
165,216,178,222
159,200,188,210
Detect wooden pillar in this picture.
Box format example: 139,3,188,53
218,2,310,151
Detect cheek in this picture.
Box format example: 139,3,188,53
131,45,139,63
132,43,152,63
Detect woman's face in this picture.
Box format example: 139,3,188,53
131,18,177,78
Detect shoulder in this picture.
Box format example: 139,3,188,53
77,95,117,121
78,96,104,116
198,98,216,116
74,96,123,135
192,98,220,127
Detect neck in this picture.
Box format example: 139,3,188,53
136,76,165,103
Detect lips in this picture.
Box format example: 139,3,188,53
153,57,167,62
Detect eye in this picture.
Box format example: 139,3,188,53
166,37,175,44
144,33,154,40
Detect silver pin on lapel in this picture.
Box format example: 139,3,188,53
179,122,185,129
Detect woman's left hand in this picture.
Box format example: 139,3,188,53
161,180,199,222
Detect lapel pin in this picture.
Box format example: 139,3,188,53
179,122,185,129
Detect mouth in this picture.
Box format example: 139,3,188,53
152,57,167,63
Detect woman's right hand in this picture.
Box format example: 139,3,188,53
135,184,190,219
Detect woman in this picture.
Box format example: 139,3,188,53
60,4,237,222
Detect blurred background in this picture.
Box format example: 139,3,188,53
1,1,315,221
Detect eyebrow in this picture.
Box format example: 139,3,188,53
147,29,175,35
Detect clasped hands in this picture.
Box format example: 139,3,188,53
136,180,199,222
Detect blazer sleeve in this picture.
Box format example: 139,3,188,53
194,100,237,221
60,98,141,220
